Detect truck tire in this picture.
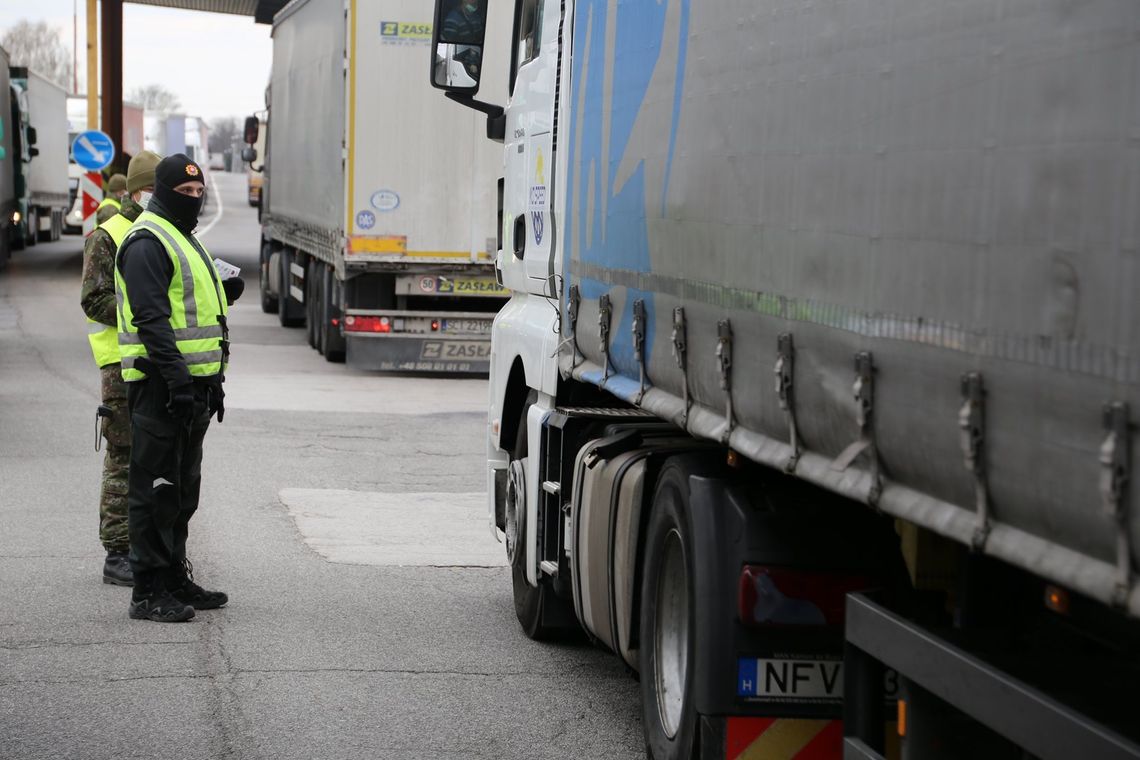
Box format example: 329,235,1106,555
260,242,279,314
277,246,305,328
507,397,571,640
320,264,346,363
640,461,699,760
306,258,319,349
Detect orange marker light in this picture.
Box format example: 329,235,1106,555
898,699,907,737
1045,585,1071,615
727,450,741,468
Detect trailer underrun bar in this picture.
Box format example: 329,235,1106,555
841,593,1140,760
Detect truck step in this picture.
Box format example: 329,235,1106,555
539,560,559,577
542,480,561,496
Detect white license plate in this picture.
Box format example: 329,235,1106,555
442,318,491,334
737,657,899,703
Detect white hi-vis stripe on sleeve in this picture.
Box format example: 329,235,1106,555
88,320,114,335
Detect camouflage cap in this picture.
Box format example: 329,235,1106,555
107,173,127,194
127,150,162,194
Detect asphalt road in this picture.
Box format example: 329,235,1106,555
0,172,643,760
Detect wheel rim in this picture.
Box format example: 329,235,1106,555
654,528,690,739
505,458,526,566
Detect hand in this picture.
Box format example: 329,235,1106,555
222,277,245,305
207,384,226,421
166,386,195,421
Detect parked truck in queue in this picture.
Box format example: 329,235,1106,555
429,0,1140,758
8,67,69,248
246,0,509,371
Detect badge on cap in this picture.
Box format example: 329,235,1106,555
185,164,200,177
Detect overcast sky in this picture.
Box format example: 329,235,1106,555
1,1,272,123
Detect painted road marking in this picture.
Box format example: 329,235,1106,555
280,489,505,567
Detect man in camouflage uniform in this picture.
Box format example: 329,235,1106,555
96,173,128,226
81,151,161,586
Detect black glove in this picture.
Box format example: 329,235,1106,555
222,277,245,305
166,385,196,421
207,383,226,422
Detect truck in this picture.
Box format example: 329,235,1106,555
245,116,265,207
428,1,1140,758
247,0,509,370
0,48,16,268
9,68,68,247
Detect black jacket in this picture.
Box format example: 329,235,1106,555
116,196,224,391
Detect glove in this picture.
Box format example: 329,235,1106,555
207,383,226,422
222,277,245,305
166,385,196,421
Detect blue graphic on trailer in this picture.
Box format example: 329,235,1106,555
71,130,115,171
564,0,691,388
356,210,376,229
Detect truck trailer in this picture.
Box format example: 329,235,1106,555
0,48,15,268
250,0,510,371
9,68,69,247
429,0,1140,758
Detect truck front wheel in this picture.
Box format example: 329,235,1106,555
507,397,574,640
640,462,698,760
260,242,279,314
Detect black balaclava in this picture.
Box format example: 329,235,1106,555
153,153,205,234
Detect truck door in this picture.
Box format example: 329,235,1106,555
504,0,560,295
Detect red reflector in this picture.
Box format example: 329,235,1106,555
331,318,339,327
738,566,871,627
343,315,391,333
431,320,440,331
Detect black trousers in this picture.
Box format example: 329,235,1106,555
126,375,212,576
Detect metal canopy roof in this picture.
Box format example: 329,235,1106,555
124,0,289,24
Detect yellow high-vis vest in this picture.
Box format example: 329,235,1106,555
114,211,228,382
86,214,134,368
97,197,121,213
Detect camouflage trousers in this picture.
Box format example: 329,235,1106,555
99,365,130,553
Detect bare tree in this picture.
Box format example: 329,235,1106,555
1,20,73,91
208,117,238,153
128,84,182,116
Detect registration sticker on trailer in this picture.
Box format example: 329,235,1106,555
737,657,899,704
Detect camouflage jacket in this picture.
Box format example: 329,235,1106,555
81,197,144,327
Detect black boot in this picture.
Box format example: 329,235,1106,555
168,559,228,610
102,552,134,586
129,570,195,622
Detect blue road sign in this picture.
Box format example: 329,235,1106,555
71,130,115,171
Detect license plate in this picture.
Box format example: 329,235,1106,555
442,318,491,334
737,657,899,703
435,277,508,297
420,340,492,361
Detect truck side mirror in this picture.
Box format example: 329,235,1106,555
26,126,37,146
241,146,257,164
243,116,259,145
430,0,488,94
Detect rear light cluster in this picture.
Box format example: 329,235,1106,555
344,315,391,333
738,566,872,627
342,316,443,334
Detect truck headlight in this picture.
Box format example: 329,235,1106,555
12,211,20,223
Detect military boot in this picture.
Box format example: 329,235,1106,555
129,570,195,622
168,559,228,610
102,551,134,586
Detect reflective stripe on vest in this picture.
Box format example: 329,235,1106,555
86,214,134,368
114,211,228,382
98,197,121,212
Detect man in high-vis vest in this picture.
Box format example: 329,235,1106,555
81,151,161,587
96,173,128,226
115,154,243,622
